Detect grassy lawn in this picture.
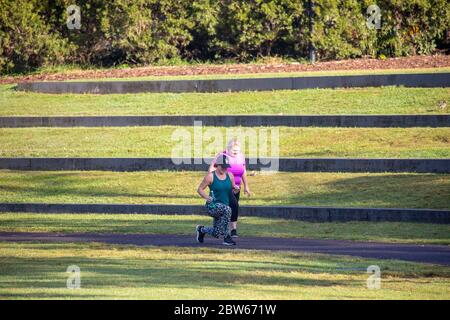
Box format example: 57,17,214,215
1,170,449,209
1,85,449,116
1,66,448,300
0,127,449,158
1,213,449,245
0,242,449,299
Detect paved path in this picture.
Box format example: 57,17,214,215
1,232,449,266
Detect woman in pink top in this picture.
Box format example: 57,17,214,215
209,138,251,238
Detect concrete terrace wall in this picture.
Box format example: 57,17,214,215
16,73,450,94
1,157,449,173
1,115,449,128
1,203,449,223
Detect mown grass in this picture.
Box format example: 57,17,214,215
1,85,448,116
1,213,449,245
0,242,449,299
1,170,449,209
1,126,449,158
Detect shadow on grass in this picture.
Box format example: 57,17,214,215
0,254,355,299
281,173,450,209
0,171,449,209
1,215,449,244
0,172,197,200
0,292,105,299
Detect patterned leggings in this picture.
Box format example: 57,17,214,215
203,202,232,238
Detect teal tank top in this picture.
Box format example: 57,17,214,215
209,172,231,206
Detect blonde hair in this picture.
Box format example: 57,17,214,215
227,138,240,154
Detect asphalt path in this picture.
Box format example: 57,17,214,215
1,232,449,266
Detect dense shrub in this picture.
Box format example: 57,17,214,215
374,0,450,56
0,0,448,74
0,0,71,73
311,0,450,60
311,0,376,60
208,0,305,60
101,0,194,65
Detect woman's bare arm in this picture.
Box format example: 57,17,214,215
197,173,213,201
241,168,251,196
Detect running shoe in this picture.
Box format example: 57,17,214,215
223,235,236,246
196,225,205,243
230,229,239,238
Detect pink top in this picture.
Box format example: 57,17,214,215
223,150,246,187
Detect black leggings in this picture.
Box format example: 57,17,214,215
229,190,240,223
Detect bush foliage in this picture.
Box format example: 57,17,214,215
0,0,449,73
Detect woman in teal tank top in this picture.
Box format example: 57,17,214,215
209,171,231,206
196,154,238,246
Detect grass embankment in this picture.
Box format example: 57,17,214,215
0,85,448,116
1,170,449,209
0,127,449,158
0,213,449,245
0,242,449,299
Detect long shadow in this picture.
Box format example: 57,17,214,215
277,173,450,209
0,292,104,299
0,185,197,200
0,172,198,200
1,215,448,243
1,171,449,209
0,255,352,299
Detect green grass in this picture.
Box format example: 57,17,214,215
1,213,449,245
0,242,449,299
1,85,449,116
1,126,449,158
1,170,449,209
